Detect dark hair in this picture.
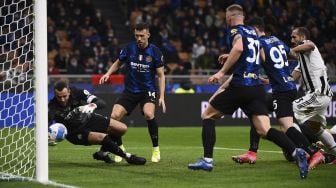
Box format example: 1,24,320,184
54,80,69,91
248,17,265,32
294,27,310,39
135,22,150,31
226,4,244,13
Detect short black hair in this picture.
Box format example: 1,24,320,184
248,17,265,32
54,80,69,91
135,22,149,31
294,27,310,39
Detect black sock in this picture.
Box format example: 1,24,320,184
286,127,318,155
266,128,296,154
101,136,126,158
202,119,216,158
147,118,159,147
298,123,319,143
249,121,260,153
109,134,123,146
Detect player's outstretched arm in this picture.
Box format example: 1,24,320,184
99,59,123,84
156,66,166,113
209,35,243,84
291,40,315,53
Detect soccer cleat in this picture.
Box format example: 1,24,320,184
93,152,115,164
48,140,57,146
232,151,257,164
125,154,147,165
294,148,308,179
188,158,213,172
114,145,126,163
151,147,160,162
308,151,325,169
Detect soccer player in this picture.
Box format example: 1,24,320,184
187,4,308,179
99,22,166,163
231,18,325,169
48,80,146,165
290,27,336,155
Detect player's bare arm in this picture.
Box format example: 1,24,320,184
291,41,315,53
99,59,123,84
156,66,166,113
208,34,243,84
291,70,301,81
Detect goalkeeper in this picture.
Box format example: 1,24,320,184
48,80,146,165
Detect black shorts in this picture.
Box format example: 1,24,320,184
116,90,156,115
272,89,297,119
66,113,110,146
210,84,268,116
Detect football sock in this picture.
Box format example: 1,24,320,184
249,123,260,153
202,119,216,158
101,136,126,158
299,123,318,143
147,118,159,147
204,157,213,162
109,134,123,146
316,129,336,155
266,128,296,154
286,127,318,155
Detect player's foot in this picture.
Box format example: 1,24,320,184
294,148,308,179
114,145,126,163
232,151,257,164
125,154,146,165
188,158,213,172
151,146,160,162
324,152,336,164
308,151,325,170
93,152,115,164
48,140,57,146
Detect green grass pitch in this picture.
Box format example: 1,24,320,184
1,126,335,187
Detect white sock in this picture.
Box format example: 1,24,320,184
292,123,302,133
204,157,213,162
317,130,336,155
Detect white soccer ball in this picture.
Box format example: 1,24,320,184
48,123,68,142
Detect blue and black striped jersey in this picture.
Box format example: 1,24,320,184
119,42,164,93
227,25,262,86
259,35,296,92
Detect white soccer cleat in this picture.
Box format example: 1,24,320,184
114,145,126,163
151,146,160,162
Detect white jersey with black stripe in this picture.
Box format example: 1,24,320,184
296,40,332,96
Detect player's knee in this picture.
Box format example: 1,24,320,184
143,112,154,120
111,112,123,120
201,111,221,120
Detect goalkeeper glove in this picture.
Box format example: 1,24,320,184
79,103,97,113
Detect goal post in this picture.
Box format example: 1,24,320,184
0,0,48,183
35,0,48,183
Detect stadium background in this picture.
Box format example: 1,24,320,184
45,0,336,126
4,0,336,127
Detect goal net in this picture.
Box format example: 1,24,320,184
0,0,48,182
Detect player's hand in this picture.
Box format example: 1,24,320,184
159,98,166,113
208,72,224,84
259,77,269,85
99,74,110,84
218,54,229,64
79,103,97,114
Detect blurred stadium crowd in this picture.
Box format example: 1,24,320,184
46,0,336,77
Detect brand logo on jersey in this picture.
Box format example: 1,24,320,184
161,55,164,62
146,56,152,63
138,55,143,61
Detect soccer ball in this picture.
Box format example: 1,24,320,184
48,123,68,142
